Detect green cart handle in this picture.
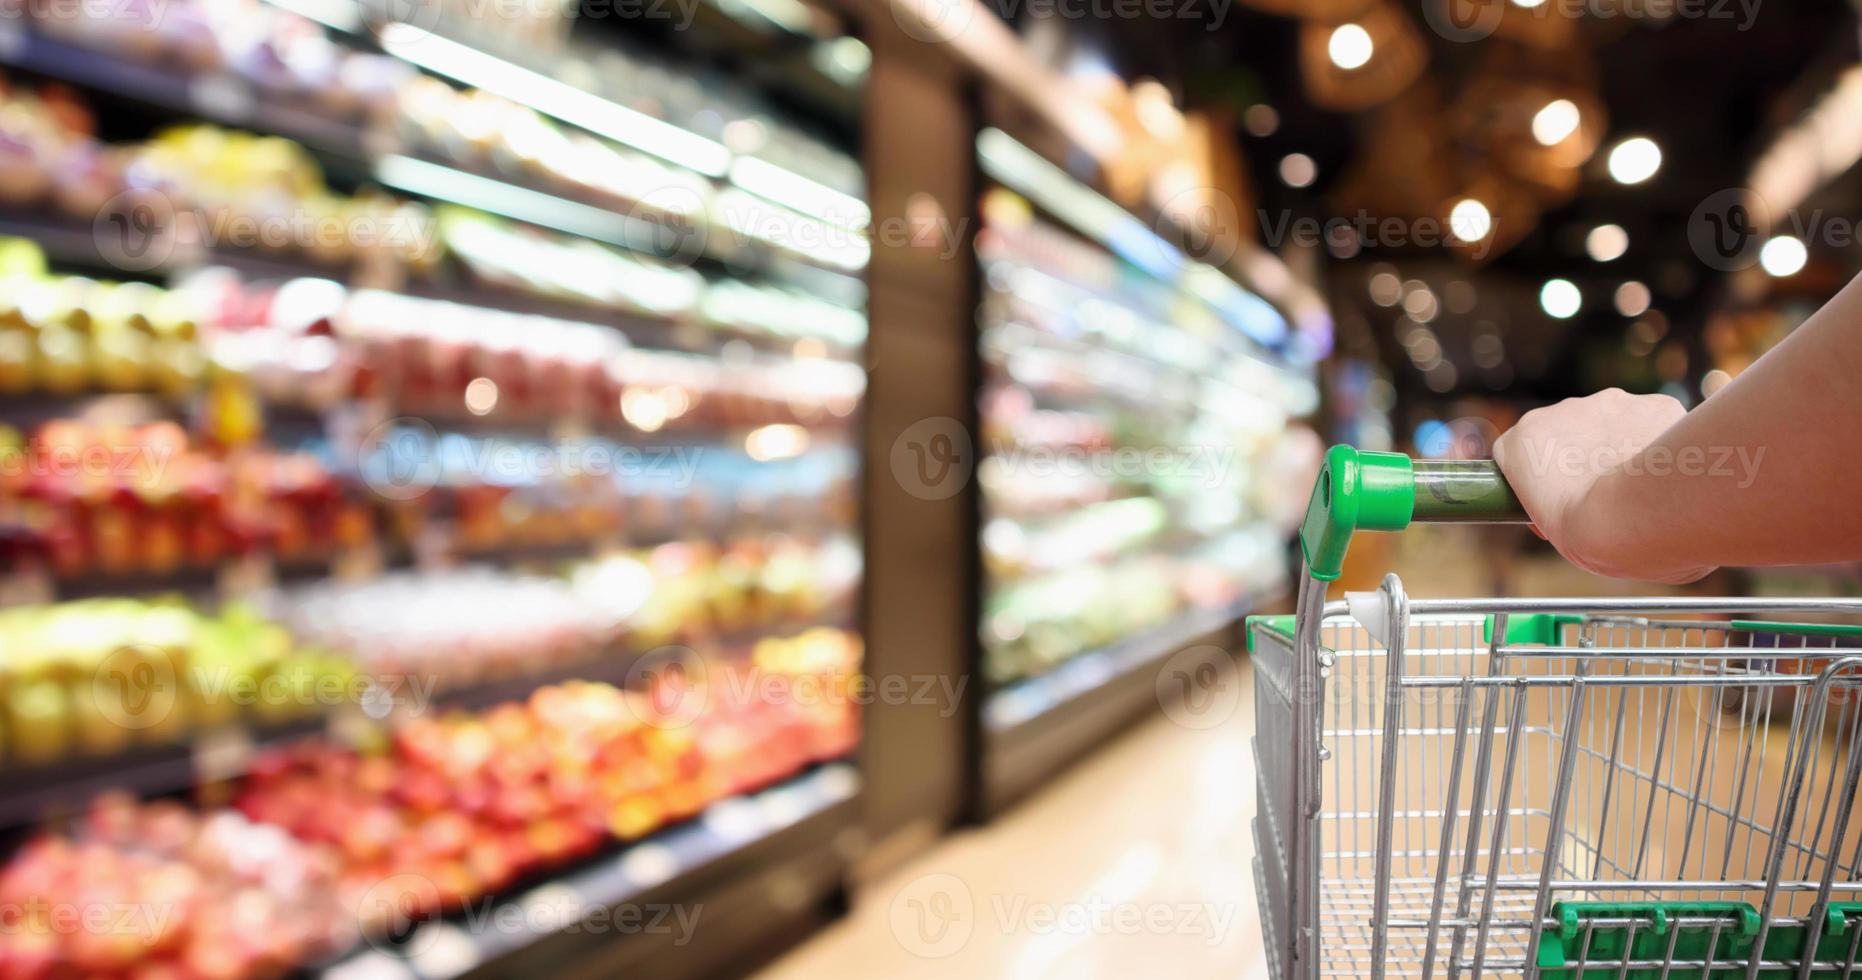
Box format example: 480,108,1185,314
1300,446,1529,581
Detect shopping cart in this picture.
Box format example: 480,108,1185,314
1249,446,1862,980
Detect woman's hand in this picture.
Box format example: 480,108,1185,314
1492,388,1715,583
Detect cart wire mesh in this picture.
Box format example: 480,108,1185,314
1252,578,1862,980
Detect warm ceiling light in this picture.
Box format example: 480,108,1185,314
1608,137,1663,184
1586,224,1628,262
1759,236,1808,277
745,423,810,461
1614,281,1651,317
1540,278,1581,318
1328,24,1374,70
1279,153,1317,188
1368,271,1402,306
1448,198,1493,242
464,377,498,416
1532,99,1581,146
1243,104,1279,137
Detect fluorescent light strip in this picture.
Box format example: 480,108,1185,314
260,0,363,32
376,154,642,247
978,128,1180,281
729,156,870,230
379,23,731,178
978,128,1292,349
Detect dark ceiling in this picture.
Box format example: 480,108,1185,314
996,0,1860,404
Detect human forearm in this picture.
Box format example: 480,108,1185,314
1496,272,1862,581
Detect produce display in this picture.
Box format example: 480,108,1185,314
0,630,860,980
0,3,869,977
976,187,1306,685
0,420,373,581
0,250,213,398
0,597,351,764
0,799,356,978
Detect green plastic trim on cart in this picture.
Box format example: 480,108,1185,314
1245,615,1296,653
1536,902,1761,980
1534,902,1862,979
1730,620,1862,639
1299,446,1415,582
1483,613,1584,646
1757,903,1862,974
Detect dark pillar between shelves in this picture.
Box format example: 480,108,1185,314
857,25,983,880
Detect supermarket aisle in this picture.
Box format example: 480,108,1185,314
762,657,1269,980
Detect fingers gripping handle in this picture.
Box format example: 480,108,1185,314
1299,446,1527,581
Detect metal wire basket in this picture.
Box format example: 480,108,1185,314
1250,447,1862,980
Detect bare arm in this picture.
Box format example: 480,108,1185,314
1493,272,1862,582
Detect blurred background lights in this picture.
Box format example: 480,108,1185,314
1328,24,1374,70
1448,198,1493,241
1760,235,1808,277
1532,99,1581,146
1586,223,1628,262
464,377,499,416
1614,280,1651,317
1368,269,1402,306
1608,137,1663,184
1279,152,1317,188
1540,278,1581,318
1243,103,1279,137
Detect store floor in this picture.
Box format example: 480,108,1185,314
760,657,1269,980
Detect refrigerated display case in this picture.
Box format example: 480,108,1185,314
0,1,869,976
967,126,1319,815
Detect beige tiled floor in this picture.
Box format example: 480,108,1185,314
760,657,1269,980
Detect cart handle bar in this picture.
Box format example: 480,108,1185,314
1301,446,1527,581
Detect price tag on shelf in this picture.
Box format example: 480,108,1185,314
0,20,27,59
333,541,385,582
519,882,589,934
406,923,479,979
217,553,277,600
188,74,255,124
617,843,678,890
412,522,455,572
192,726,256,783
320,950,415,980
0,568,54,608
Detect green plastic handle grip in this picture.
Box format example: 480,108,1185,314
1299,446,1527,581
